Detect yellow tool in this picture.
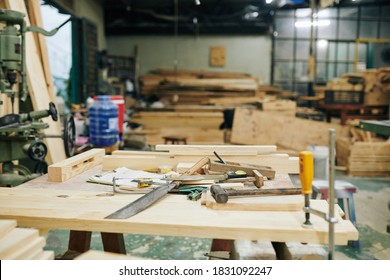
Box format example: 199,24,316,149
299,151,314,227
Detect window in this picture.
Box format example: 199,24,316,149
272,4,390,96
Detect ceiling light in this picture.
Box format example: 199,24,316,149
195,0,201,5
317,39,328,48
243,5,260,21
266,0,273,3
295,20,331,28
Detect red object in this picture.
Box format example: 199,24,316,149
93,95,125,133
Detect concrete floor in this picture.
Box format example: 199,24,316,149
44,171,390,260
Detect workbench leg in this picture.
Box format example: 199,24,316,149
272,242,292,260
210,239,233,252
101,232,127,254
340,110,348,125
58,230,92,259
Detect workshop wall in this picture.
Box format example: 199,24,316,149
73,0,106,50
106,35,272,84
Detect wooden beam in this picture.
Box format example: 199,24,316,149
48,149,105,182
155,144,277,155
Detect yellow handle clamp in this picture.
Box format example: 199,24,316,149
299,151,314,195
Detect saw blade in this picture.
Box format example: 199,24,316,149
105,183,177,219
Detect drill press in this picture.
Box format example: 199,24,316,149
0,9,74,187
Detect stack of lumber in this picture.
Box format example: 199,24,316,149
336,137,390,177
0,219,54,260
103,144,299,174
363,68,390,105
325,69,390,106
378,67,390,92
139,69,282,105
130,111,225,144
2,0,66,164
231,107,349,152
258,99,296,116
326,74,364,91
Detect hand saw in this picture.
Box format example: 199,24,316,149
105,157,210,219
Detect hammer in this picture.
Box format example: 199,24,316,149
210,184,302,204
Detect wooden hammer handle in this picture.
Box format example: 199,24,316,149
226,188,302,197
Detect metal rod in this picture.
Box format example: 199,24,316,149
328,128,336,260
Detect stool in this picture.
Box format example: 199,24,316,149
312,180,360,249
162,136,187,145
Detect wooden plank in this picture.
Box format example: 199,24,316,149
133,112,223,118
0,188,358,245
2,236,45,260
32,250,55,260
102,155,299,174
48,149,105,182
0,220,17,238
231,108,349,152
260,100,296,111
0,228,39,259
202,96,262,105
26,0,57,104
145,128,224,145
155,144,277,155
5,0,66,164
350,141,390,156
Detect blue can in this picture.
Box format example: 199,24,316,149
89,95,118,147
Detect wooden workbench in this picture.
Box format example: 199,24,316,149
0,165,358,259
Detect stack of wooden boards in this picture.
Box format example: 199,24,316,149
1,0,66,164
0,220,54,260
336,137,390,177
321,68,390,106
130,99,297,145
130,111,225,144
139,69,285,105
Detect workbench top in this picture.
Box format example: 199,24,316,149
0,166,358,245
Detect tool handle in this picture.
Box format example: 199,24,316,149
225,187,302,197
299,151,314,195
210,184,228,203
225,170,247,179
182,157,210,176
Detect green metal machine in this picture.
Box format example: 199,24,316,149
0,9,74,187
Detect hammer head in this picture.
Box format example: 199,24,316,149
210,184,228,203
